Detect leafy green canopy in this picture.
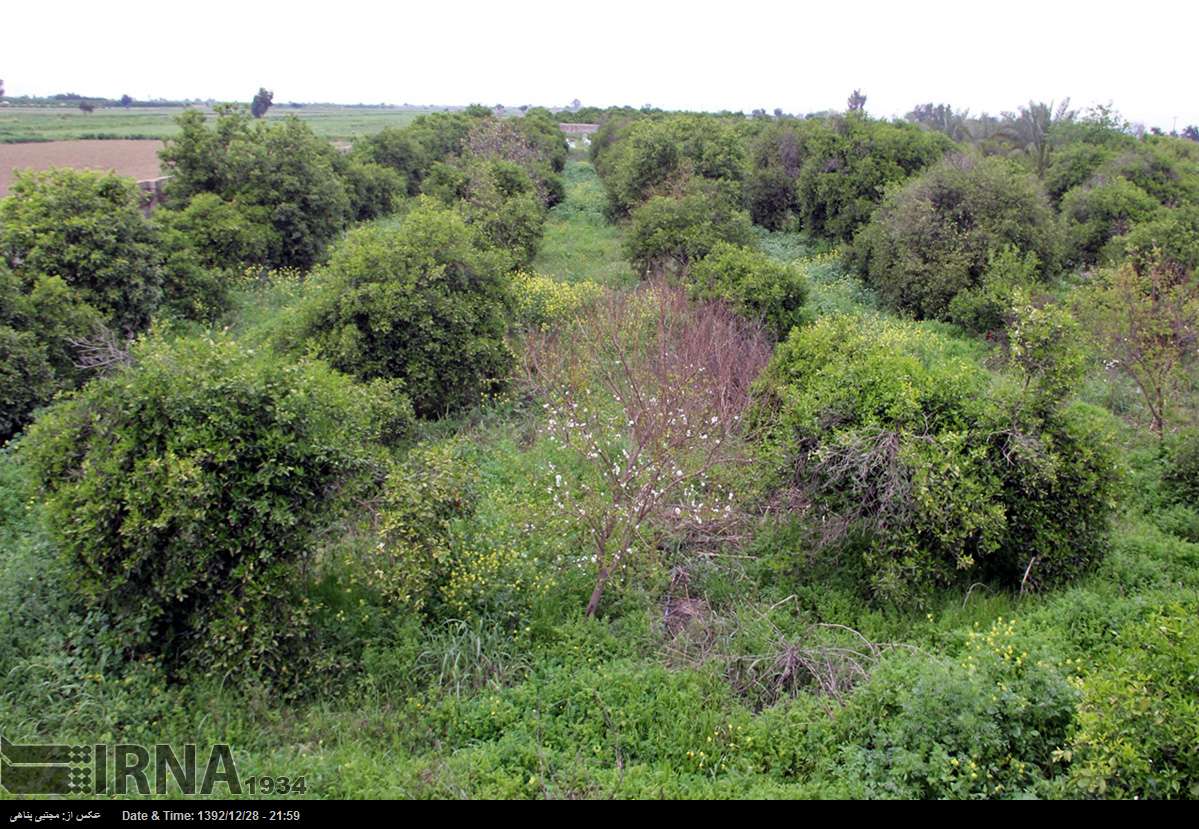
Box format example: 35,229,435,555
159,106,352,270
624,180,753,278
21,333,403,683
851,154,1061,321
753,313,1118,604
0,264,99,440
0,169,230,438
0,168,163,331
289,199,514,418
689,241,809,339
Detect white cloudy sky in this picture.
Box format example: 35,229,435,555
4,0,1196,129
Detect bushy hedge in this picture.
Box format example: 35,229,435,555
0,169,235,437
160,107,353,270
1105,205,1199,275
743,116,953,240
289,199,514,417
152,192,275,271
1162,429,1199,505
1060,177,1159,267
753,313,1118,604
364,442,480,614
851,154,1060,321
1067,605,1199,798
689,242,809,338
0,265,101,441
0,169,163,331
791,115,953,243
624,181,753,278
358,109,565,204
20,334,402,683
594,116,746,217
424,159,547,268
1045,142,1121,204
832,619,1077,798
744,121,808,230
339,158,407,222
594,113,948,243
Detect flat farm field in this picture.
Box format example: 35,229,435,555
0,104,447,144
0,139,164,195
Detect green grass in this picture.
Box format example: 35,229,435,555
0,105,447,143
532,160,634,287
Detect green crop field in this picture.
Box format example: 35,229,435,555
0,104,451,143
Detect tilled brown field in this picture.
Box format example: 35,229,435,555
0,139,164,196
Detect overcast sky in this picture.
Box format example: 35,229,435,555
5,0,1196,129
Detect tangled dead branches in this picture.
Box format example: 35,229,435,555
69,325,133,374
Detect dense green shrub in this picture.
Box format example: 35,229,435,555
420,160,471,204
355,113,486,187
987,400,1120,588
360,441,480,614
158,107,247,199
792,115,953,243
624,181,753,278
832,619,1077,798
753,314,1117,603
689,241,809,338
153,192,275,270
0,169,235,435
462,117,566,206
20,334,398,683
748,116,947,235
339,158,406,222
748,115,951,238
513,108,569,174
0,266,101,440
0,169,163,331
1162,429,1199,505
945,246,1041,335
1060,177,1158,267
1067,605,1199,798
160,107,351,270
1103,142,1199,208
0,327,55,442
511,271,604,330
239,117,352,269
290,199,514,417
593,115,746,217
423,159,547,268
745,166,798,230
355,127,426,194
744,121,811,230
463,191,545,268
594,118,682,216
154,231,232,323
851,154,1060,320
1044,142,1118,203
1104,205,1199,274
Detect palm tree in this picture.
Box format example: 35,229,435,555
1000,99,1075,178
905,103,974,143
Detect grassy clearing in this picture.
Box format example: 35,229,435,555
532,160,634,287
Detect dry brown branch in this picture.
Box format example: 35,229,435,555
524,281,772,617
68,325,133,374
